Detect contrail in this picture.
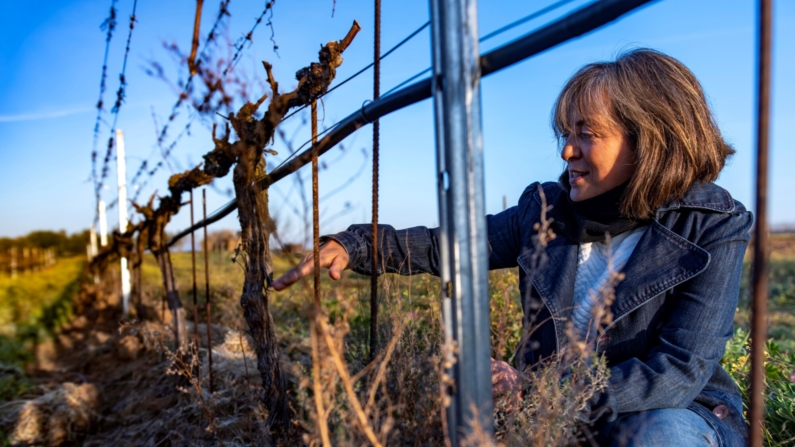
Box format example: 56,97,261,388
0,107,92,123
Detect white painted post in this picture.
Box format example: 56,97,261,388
99,201,108,247
116,129,132,315
90,224,99,283
90,224,99,257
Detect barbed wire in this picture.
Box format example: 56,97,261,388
128,0,584,231
125,0,232,207
383,0,579,98
155,0,231,149
280,20,430,124
91,0,119,205
95,0,139,213
130,1,287,207
170,0,589,238
130,120,194,204
224,1,278,76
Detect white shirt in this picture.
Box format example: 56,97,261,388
570,225,649,342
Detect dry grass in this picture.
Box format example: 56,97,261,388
0,220,615,447
6,231,791,445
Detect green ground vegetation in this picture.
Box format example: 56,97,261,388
0,257,85,401
145,247,795,445
1,241,793,443
722,256,795,446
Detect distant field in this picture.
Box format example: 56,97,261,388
0,257,85,367
3,236,792,365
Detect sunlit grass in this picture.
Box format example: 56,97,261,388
0,257,85,367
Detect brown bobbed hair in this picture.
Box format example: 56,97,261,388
552,48,734,220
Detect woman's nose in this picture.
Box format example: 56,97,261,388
561,137,581,161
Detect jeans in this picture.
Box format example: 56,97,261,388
592,407,742,447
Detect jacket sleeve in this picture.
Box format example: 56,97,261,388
322,185,535,275
325,224,443,276
583,208,753,422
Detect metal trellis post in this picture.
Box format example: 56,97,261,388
750,0,772,445
430,0,493,443
190,190,201,356
203,189,215,393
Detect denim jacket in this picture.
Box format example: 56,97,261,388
329,181,752,446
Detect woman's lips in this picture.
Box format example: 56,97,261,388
569,170,588,185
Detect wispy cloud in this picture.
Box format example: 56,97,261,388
0,107,93,123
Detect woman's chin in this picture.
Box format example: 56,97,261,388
569,187,590,202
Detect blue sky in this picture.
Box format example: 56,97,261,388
0,0,792,243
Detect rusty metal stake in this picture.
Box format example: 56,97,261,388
190,191,201,361
750,0,772,445
312,102,321,309
370,0,382,361
203,189,214,393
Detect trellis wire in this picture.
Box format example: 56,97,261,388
95,0,139,219
91,0,119,210
382,0,578,98
131,120,194,203
280,20,431,124
224,0,278,76
131,14,425,209
156,0,230,147
126,0,231,206
167,0,656,248
283,0,580,174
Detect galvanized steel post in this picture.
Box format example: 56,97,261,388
430,0,493,443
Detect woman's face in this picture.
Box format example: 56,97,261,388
561,109,636,202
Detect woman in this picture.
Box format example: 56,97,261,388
273,49,751,446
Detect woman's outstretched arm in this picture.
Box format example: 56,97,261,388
272,224,442,291
272,193,529,291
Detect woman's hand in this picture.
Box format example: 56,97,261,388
272,240,349,291
491,358,524,410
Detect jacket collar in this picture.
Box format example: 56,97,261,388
655,181,735,216
517,223,710,351
516,181,720,351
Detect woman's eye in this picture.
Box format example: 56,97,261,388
579,132,593,140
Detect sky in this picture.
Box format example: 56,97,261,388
0,0,792,244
